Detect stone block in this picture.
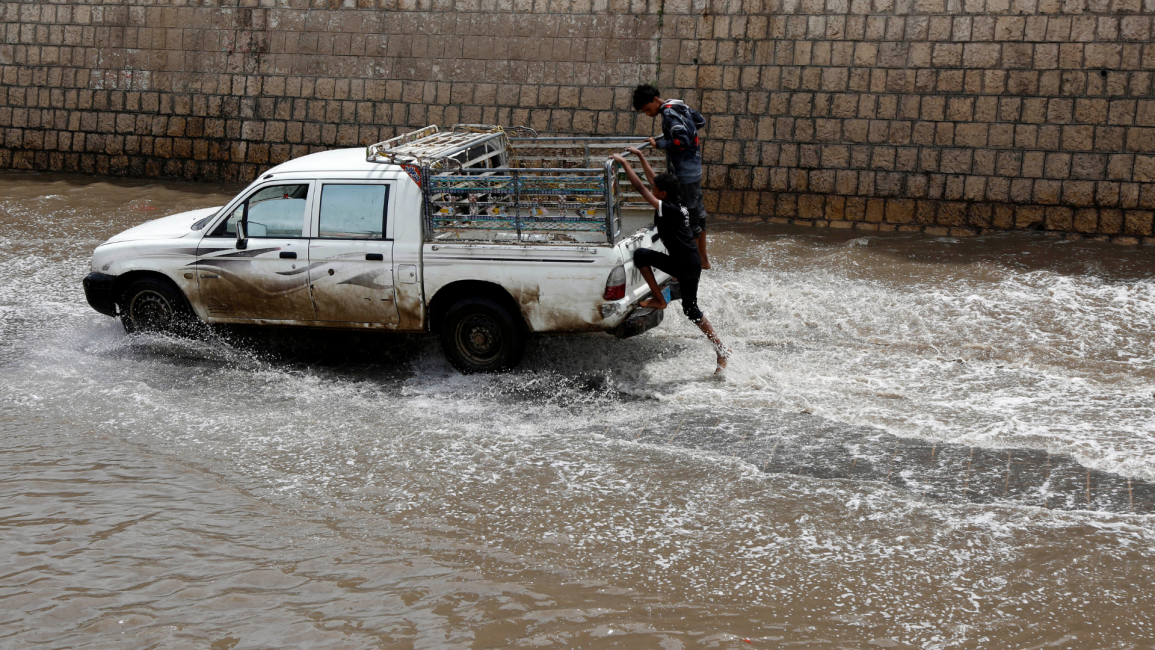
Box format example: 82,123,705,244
932,43,962,67
1126,128,1155,153
1063,180,1095,206
940,149,972,174
955,123,988,147
963,43,1000,68
1134,155,1155,181
825,196,846,220
579,86,612,110
1100,208,1124,233
1044,152,1071,178
995,16,1026,40
1097,181,1121,206
1075,98,1108,124
1044,206,1072,230
799,194,825,219
986,177,1010,202
989,124,1015,148
1003,43,1034,69
1085,44,1123,70
1073,208,1099,232
885,199,915,223
1125,210,1154,235
1071,153,1106,179
1136,101,1155,127
1098,126,1126,152
987,205,1013,229
965,204,991,228
1034,179,1063,204
1057,127,1092,154
933,202,963,226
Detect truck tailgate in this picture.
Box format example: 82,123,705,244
615,223,670,302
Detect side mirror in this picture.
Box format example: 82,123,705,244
236,221,248,250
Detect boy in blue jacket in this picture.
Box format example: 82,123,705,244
633,84,711,269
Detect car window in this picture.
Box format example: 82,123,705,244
210,184,309,238
212,204,244,238
318,184,389,239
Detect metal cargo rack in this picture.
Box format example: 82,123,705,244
364,126,664,245
426,167,613,244
507,135,667,216
366,124,526,170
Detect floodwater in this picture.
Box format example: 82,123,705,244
2,170,1155,649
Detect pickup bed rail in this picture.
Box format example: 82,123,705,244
365,125,664,246
424,165,619,244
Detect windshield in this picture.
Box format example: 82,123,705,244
191,209,222,231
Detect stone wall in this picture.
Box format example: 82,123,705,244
3,0,1155,242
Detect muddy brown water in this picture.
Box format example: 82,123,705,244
2,170,1155,649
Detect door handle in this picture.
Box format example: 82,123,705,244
365,253,383,261
279,251,297,259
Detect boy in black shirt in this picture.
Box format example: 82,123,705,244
611,148,728,373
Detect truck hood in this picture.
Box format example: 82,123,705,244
103,207,221,244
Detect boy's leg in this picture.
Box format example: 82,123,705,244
697,231,710,270
678,269,728,372
633,248,676,309
696,317,728,372
637,267,666,309
680,181,710,270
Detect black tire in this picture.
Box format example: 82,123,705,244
119,277,193,335
439,297,525,373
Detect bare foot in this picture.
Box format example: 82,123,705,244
639,297,668,309
714,347,730,374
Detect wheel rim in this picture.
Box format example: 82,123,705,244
128,290,173,331
455,314,503,365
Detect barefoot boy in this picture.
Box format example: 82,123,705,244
612,148,728,372
632,84,711,269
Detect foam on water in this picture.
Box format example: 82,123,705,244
600,230,1155,481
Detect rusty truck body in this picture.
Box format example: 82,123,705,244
82,125,678,372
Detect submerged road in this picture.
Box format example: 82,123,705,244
2,170,1155,649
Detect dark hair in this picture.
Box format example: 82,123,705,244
653,172,680,200
632,84,661,110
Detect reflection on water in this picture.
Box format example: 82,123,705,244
1,170,1155,649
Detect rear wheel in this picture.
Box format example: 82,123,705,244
439,297,525,373
119,278,192,335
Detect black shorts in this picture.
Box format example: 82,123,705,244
680,181,706,235
633,247,703,323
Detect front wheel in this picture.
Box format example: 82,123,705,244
119,278,192,335
439,297,525,373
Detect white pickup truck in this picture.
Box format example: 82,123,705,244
83,125,680,372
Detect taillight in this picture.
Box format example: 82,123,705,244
604,265,626,300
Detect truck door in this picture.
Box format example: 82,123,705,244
196,182,316,321
307,182,399,324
